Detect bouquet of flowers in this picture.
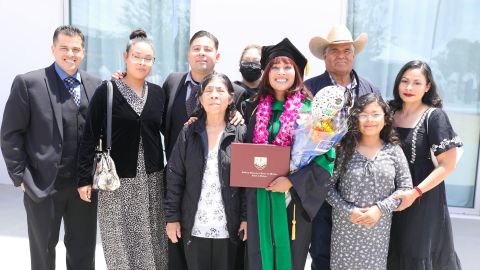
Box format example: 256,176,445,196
290,85,351,172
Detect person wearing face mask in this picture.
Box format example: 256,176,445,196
233,46,262,270
235,44,262,99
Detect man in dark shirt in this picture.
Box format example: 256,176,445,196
162,30,245,159
305,25,380,270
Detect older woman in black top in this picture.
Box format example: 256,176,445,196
165,73,247,270
77,29,167,269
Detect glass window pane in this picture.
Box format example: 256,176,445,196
70,0,191,84
347,0,480,208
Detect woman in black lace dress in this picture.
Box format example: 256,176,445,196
387,60,463,270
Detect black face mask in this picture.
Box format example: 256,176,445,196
239,62,262,82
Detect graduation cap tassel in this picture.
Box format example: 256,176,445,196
291,204,296,240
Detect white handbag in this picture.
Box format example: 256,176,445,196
93,151,120,191
92,81,120,191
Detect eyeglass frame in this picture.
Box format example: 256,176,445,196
130,53,155,66
357,113,385,122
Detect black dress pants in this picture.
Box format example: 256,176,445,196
184,237,237,270
168,240,188,270
309,203,332,270
23,186,97,270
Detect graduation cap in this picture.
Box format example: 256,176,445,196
260,38,308,77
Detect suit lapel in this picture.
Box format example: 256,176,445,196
167,73,187,113
166,73,187,131
44,64,64,140
79,70,98,102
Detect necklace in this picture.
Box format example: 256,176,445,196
253,91,304,146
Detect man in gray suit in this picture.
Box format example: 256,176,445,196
1,25,100,270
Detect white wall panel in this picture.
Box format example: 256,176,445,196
190,0,347,82
0,0,65,184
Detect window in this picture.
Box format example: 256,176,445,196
347,0,480,212
70,0,191,84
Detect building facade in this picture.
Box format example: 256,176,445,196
1,0,478,214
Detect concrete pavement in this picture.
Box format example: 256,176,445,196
0,184,477,269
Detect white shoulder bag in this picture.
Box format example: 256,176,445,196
92,81,120,191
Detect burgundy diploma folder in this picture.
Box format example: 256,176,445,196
230,143,291,188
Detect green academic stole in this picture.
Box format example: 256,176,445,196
256,100,335,270
257,100,292,270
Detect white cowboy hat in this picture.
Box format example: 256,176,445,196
309,25,368,60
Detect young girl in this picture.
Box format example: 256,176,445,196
327,93,412,270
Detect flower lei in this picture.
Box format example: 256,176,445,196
253,91,305,146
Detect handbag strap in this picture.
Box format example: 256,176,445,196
425,107,436,134
106,81,113,151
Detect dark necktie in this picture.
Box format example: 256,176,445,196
185,82,200,116
64,77,81,107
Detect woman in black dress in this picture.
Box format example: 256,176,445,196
387,60,463,270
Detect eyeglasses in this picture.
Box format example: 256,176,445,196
358,113,384,121
130,54,155,65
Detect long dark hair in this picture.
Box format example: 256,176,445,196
336,93,399,176
252,56,311,104
195,73,235,122
389,60,442,111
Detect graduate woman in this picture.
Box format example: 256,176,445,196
242,38,334,270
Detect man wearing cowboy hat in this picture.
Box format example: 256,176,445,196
305,25,380,270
